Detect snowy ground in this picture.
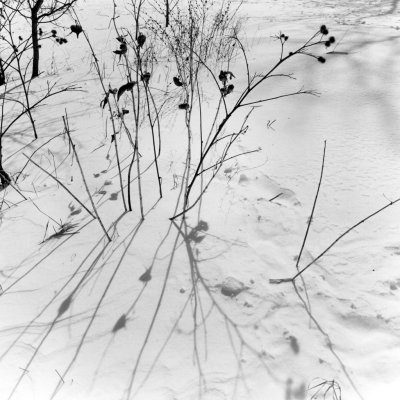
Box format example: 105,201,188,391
1,1,400,400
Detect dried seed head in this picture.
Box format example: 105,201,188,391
70,24,83,38
141,72,151,84
173,76,183,86
137,33,146,48
317,56,326,63
320,25,329,35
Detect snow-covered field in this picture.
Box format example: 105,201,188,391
1,1,400,399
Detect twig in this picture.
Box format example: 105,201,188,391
199,148,260,174
296,141,326,269
270,195,400,284
269,192,283,202
239,89,318,108
73,9,127,212
294,196,400,280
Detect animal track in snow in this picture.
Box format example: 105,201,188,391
237,172,300,207
216,277,248,298
384,245,400,256
68,203,82,216
109,192,118,201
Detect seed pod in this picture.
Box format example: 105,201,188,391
137,33,146,48
117,81,136,101
141,72,151,85
70,24,83,38
173,76,183,86
320,25,329,35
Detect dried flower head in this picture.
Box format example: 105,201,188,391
320,25,329,35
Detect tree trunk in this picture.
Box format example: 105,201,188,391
31,0,44,79
165,0,169,27
31,10,40,79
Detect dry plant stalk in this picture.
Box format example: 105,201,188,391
150,3,333,220
270,142,400,284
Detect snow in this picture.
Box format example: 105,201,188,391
1,1,400,400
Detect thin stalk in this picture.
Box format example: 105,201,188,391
143,78,162,199
296,140,326,269
73,10,127,212
270,196,400,284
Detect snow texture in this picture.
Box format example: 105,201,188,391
1,1,400,400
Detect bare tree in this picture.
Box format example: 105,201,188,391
0,4,79,188
4,0,77,79
164,0,179,27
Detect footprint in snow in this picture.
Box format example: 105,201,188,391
388,279,400,291
285,378,306,400
283,331,300,354
70,208,82,216
384,245,400,256
68,203,82,216
109,192,118,200
238,173,300,206
238,174,249,185
218,277,248,297
288,335,300,354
